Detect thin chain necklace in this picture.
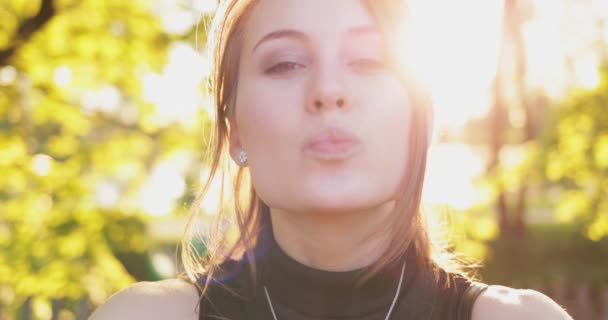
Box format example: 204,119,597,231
263,262,407,320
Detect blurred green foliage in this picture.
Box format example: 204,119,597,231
0,0,213,316
482,224,608,287
538,67,608,241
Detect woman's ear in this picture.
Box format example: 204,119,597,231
228,119,247,166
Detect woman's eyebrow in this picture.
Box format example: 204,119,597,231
346,25,381,38
252,29,307,54
251,25,380,54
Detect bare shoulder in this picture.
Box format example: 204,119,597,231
472,285,573,320
88,278,200,320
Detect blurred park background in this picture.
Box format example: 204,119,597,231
1,0,608,319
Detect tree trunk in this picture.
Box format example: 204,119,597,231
0,0,56,66
490,0,516,235
489,0,531,236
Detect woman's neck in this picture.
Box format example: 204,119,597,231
269,201,395,271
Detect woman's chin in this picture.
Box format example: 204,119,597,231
297,191,385,215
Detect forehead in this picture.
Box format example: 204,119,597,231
242,0,377,49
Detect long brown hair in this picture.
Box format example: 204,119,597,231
181,0,474,296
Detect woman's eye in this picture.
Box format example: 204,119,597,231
350,59,386,71
265,62,304,75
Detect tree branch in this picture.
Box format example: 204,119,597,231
0,0,56,66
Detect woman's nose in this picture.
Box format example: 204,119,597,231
307,66,349,112
311,97,346,110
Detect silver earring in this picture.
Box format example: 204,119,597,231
238,150,248,165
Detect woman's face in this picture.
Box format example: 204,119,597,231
231,0,412,214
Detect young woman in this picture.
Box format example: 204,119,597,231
90,0,573,319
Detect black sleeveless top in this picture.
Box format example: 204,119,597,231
194,227,488,320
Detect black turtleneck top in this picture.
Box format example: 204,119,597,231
194,226,487,320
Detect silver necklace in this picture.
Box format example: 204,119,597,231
263,262,407,320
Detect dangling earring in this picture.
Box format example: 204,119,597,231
238,150,248,166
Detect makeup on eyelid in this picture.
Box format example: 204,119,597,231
260,50,387,76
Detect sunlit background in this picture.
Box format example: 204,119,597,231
2,0,608,319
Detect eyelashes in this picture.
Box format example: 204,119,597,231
263,58,387,76
264,62,305,75
349,59,387,72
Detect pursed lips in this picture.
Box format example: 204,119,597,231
302,127,361,160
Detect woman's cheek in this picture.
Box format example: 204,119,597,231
238,90,298,157
370,84,411,156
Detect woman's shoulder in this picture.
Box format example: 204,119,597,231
87,259,250,320
87,278,200,320
471,285,573,320
428,269,572,319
